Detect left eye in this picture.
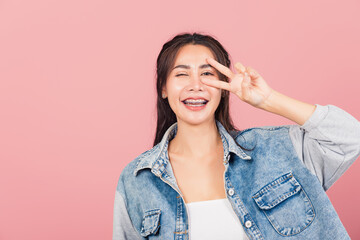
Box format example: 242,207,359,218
202,72,214,76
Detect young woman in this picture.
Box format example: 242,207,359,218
113,32,360,240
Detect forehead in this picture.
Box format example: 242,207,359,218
174,44,215,64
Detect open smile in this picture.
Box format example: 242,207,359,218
181,99,208,111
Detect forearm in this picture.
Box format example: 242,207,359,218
258,89,316,126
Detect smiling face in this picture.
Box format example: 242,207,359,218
162,44,222,126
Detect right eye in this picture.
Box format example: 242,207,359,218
175,74,187,77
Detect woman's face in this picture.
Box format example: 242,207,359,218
162,44,222,125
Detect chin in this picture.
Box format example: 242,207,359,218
178,114,215,126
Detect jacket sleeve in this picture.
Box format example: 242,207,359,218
288,104,360,191
113,190,142,240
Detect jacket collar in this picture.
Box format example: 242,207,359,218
133,120,251,176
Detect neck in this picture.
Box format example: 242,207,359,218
168,118,223,161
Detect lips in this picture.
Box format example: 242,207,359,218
182,99,208,104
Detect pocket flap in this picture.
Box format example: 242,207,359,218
252,172,301,210
140,208,161,237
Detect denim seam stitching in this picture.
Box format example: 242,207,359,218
252,172,293,199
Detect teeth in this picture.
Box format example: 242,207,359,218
184,99,207,104
185,102,206,106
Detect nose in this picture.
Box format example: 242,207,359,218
188,74,205,92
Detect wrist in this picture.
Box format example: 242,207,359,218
258,89,282,113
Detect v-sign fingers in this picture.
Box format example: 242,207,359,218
234,62,246,74
200,78,232,92
206,57,235,79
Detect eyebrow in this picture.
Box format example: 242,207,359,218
172,64,215,70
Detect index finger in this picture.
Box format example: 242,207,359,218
206,57,235,79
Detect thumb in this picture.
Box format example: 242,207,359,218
244,72,251,83
246,67,259,79
241,73,251,101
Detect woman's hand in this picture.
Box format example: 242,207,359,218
201,57,274,108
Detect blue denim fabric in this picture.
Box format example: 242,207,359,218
113,104,360,239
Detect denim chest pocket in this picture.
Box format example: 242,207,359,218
252,171,315,236
140,208,161,238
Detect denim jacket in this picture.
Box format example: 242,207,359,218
113,104,360,240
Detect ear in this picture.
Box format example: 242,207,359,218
162,86,167,98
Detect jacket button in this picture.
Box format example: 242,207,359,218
228,188,235,196
245,220,252,228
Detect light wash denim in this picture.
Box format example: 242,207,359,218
113,104,360,239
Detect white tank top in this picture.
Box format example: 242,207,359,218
185,198,250,240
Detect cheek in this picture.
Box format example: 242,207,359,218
166,80,185,99
209,89,222,108
165,84,181,109
208,88,222,99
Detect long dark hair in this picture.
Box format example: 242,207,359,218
153,32,252,152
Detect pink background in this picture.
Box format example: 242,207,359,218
1,0,359,239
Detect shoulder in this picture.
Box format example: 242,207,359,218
116,144,161,191
235,125,292,137
232,125,294,148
